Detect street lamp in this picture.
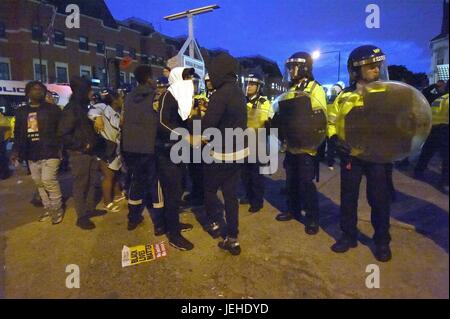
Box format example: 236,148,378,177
312,50,341,82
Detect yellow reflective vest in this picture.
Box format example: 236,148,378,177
246,95,273,129
285,80,327,156
431,93,449,126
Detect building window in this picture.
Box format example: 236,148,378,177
79,36,89,51
54,30,65,46
97,41,105,54
0,22,5,38
141,54,149,65
94,66,107,86
33,58,48,82
0,58,11,80
116,44,124,58
31,25,43,41
80,65,92,79
129,48,136,59
55,62,69,83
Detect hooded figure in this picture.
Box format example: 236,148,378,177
155,67,195,251
121,81,158,154
158,67,195,143
201,53,248,160
200,53,248,256
167,67,194,121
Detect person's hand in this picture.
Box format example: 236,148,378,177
199,100,208,114
10,151,18,165
94,116,105,133
330,135,351,155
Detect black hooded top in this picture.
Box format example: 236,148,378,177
58,77,99,153
121,84,158,154
202,53,247,157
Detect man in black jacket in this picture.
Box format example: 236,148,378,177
156,67,196,251
195,53,248,255
58,76,101,230
11,81,63,224
121,65,165,233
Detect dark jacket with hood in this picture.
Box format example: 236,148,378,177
202,53,248,159
57,77,99,154
13,101,62,161
121,84,158,154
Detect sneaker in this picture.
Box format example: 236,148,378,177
207,222,221,238
331,236,358,253
51,211,64,225
113,193,126,203
86,209,107,218
275,212,293,222
218,238,241,256
105,202,120,213
374,245,392,262
127,216,144,231
248,204,263,213
328,166,335,171
76,217,95,230
154,226,166,236
168,233,194,251
182,193,194,202
305,223,320,235
180,223,193,232
38,211,50,222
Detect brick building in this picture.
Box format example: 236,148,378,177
0,0,182,88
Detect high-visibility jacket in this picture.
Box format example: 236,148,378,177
246,94,273,129
284,80,327,156
431,93,449,126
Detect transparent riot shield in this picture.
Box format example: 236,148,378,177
272,89,327,151
336,81,432,163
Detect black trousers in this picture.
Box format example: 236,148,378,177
285,152,319,225
340,156,391,246
241,162,265,207
415,124,449,185
187,163,204,202
68,151,99,218
0,141,11,179
122,152,164,227
204,163,241,239
157,150,184,235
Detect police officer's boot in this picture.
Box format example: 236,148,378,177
331,236,358,253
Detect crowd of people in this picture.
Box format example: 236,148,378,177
1,44,448,262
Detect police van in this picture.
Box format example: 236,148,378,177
0,80,27,116
0,80,72,115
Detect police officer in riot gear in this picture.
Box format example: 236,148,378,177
328,45,394,262
240,73,273,212
273,51,327,236
415,82,449,194
153,77,169,111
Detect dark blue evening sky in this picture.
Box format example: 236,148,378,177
106,0,444,85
